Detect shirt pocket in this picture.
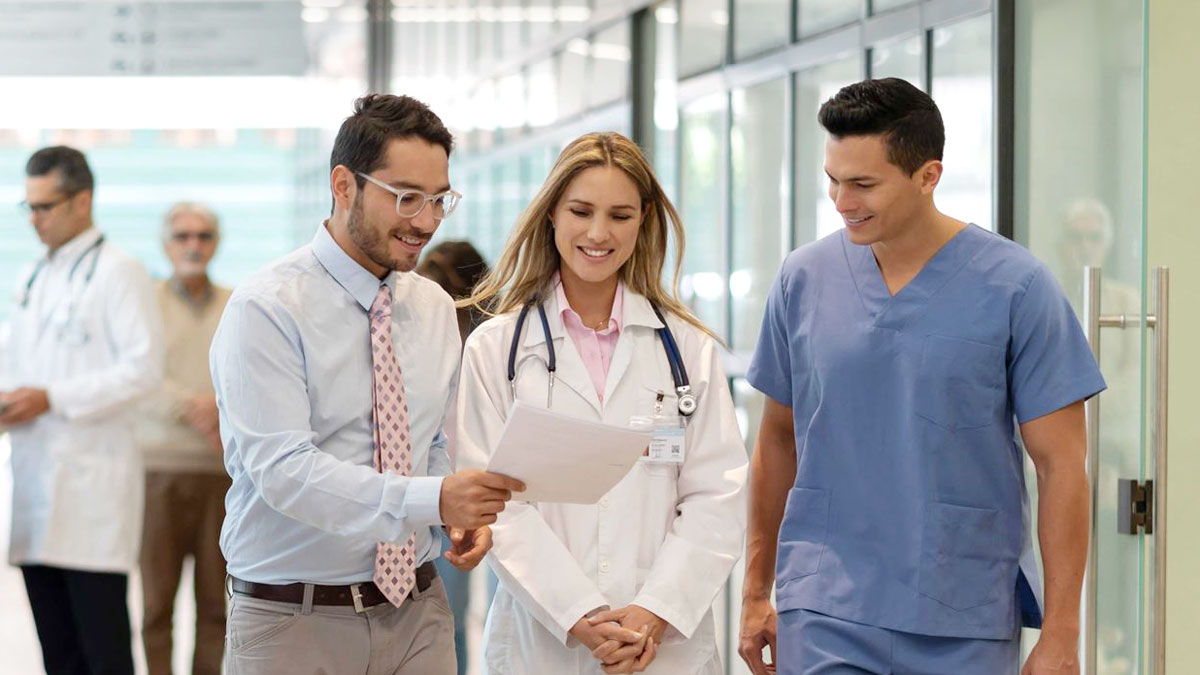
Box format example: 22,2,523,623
917,501,1009,610
775,487,830,586
915,334,1006,430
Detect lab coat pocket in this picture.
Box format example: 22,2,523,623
916,334,1005,430
917,501,1006,610
775,487,830,586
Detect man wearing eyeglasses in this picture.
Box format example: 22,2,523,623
0,146,163,675
134,202,231,675
209,94,524,674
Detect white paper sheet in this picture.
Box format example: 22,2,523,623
485,400,653,504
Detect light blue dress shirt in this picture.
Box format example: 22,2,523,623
210,223,459,585
749,224,1105,640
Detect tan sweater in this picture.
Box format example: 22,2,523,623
136,278,232,473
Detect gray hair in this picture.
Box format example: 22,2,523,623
162,201,220,239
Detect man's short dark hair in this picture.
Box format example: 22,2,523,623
818,78,944,175
26,146,94,194
330,94,454,188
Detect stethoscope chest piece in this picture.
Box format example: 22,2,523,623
676,387,698,416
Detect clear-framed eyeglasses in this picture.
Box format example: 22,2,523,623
356,172,462,220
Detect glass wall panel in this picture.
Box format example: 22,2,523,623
931,13,993,230
499,0,524,59
678,94,727,338
558,41,589,118
590,20,632,108
730,77,788,354
653,1,680,206
679,0,727,77
557,0,592,28
733,0,790,61
872,0,915,14
797,0,862,39
528,0,556,43
870,33,924,88
527,57,559,129
475,0,498,71
496,72,527,140
1014,1,1146,670
793,55,863,245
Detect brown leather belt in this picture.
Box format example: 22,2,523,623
230,561,437,612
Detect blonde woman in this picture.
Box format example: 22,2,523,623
455,132,748,674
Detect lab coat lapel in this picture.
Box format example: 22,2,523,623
601,291,664,405
524,293,603,415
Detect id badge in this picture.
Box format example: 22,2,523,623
630,390,686,464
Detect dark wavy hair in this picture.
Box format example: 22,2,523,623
329,94,454,197
818,78,944,175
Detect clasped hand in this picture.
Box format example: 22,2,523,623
570,605,666,673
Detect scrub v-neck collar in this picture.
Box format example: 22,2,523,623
843,223,986,330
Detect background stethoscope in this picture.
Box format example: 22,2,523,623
506,298,698,417
19,235,105,345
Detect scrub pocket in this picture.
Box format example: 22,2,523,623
916,334,1006,430
775,487,830,585
917,501,1007,610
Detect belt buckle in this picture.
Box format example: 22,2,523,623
350,583,366,613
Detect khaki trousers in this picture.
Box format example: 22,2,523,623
224,576,457,675
141,470,231,675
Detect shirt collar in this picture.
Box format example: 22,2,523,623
553,272,624,335
312,221,395,312
46,227,102,265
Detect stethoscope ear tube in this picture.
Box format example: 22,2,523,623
507,296,695,417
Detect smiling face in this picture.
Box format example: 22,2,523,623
551,165,644,289
334,136,450,276
824,133,941,246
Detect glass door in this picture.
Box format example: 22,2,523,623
1014,1,1160,672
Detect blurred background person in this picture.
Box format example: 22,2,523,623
417,239,490,675
135,202,232,675
0,146,163,675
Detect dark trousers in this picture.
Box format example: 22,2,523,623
21,564,135,675
140,471,230,675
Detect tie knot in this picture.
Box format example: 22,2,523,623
371,284,392,321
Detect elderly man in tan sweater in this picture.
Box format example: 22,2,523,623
135,202,232,675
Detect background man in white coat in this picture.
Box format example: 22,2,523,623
0,146,164,675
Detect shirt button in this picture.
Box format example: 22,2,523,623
600,560,610,573
599,496,610,507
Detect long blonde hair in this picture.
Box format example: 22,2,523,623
460,131,719,342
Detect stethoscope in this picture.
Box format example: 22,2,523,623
506,298,698,417
19,235,105,345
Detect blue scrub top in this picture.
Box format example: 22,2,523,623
748,224,1105,640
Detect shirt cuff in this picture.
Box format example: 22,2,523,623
44,384,67,417
404,476,445,528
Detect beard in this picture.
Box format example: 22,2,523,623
346,190,422,273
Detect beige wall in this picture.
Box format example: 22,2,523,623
1147,1,1200,671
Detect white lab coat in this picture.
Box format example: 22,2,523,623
456,287,748,675
0,229,163,572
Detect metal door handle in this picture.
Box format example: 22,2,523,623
1080,266,1169,675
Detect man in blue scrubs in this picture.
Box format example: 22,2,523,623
738,78,1104,674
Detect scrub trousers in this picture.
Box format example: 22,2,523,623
778,609,1020,675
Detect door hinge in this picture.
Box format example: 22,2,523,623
1118,479,1154,535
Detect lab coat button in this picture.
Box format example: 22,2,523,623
599,560,610,573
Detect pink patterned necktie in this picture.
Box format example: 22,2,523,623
369,283,418,606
